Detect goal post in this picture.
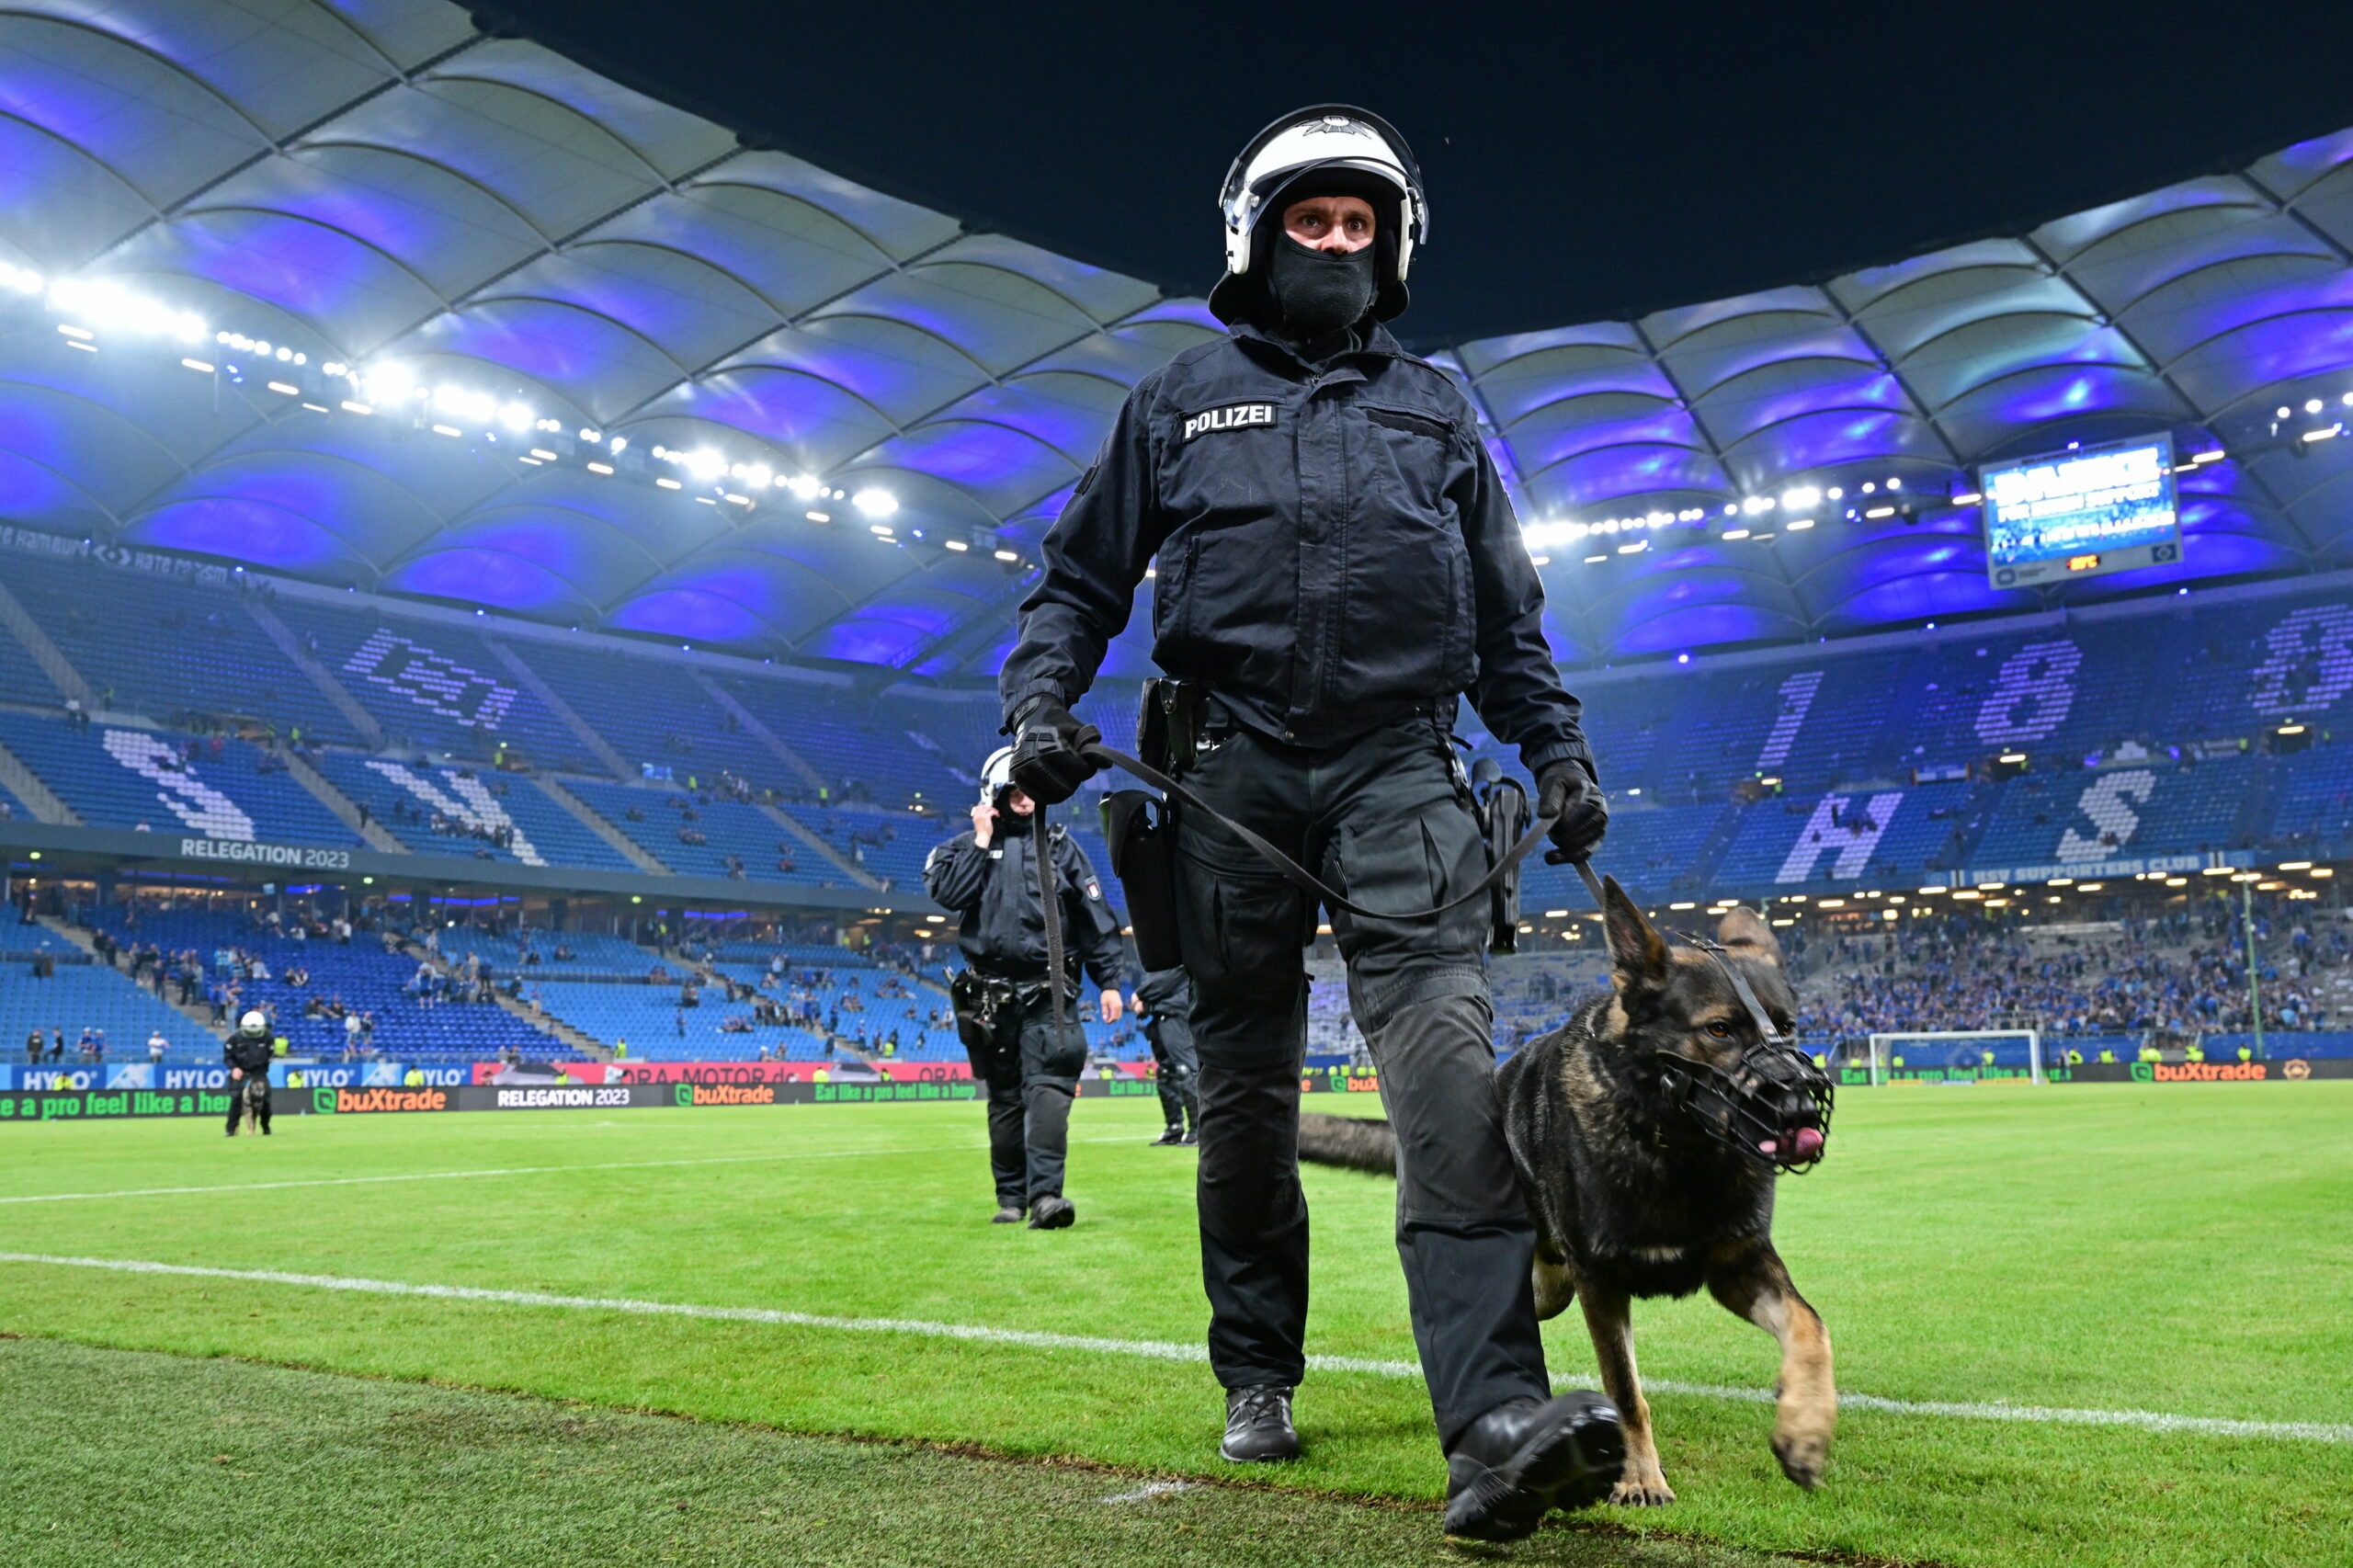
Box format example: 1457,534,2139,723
1863,1028,2044,1086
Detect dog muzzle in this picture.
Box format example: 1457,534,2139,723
1655,1041,1833,1174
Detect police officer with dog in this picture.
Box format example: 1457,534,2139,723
223,1008,274,1136
926,748,1133,1230
998,106,1620,1540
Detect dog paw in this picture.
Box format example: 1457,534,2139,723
1772,1431,1828,1490
1608,1473,1676,1507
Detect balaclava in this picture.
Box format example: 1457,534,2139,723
1264,234,1378,346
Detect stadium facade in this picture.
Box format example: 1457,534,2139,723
0,0,2347,944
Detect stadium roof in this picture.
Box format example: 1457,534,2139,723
4,0,2353,681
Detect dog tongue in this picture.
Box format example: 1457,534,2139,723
1793,1127,1825,1160
1756,1137,1778,1156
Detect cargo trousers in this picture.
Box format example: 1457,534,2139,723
978,988,1087,1210
1172,713,1551,1450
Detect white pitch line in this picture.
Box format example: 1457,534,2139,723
0,1135,1142,1207
1,1252,2346,1446
1099,1482,1199,1504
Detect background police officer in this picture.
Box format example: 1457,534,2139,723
1135,966,1199,1144
998,107,1617,1540
925,748,1133,1230
224,1008,274,1136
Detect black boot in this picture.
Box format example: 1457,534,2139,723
1442,1392,1622,1541
1150,1124,1186,1145
991,1204,1025,1224
1219,1385,1300,1463
1027,1195,1074,1230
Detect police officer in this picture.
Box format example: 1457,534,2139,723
999,107,1617,1540
925,748,1134,1229
1135,967,1199,1144
223,1008,274,1136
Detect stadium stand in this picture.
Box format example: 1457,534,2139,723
523,978,832,1062
263,598,596,771
312,753,634,870
560,777,857,888
2,554,354,744
777,801,935,890
0,711,353,843
427,926,659,976
0,952,217,1064
81,904,559,1065
719,676,961,809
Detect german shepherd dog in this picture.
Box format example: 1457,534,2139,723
1300,877,1835,1506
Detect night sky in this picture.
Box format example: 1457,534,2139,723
485,1,2353,348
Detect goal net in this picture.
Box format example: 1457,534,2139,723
1863,1029,2044,1086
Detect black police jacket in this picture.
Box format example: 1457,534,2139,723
223,1034,274,1074
1135,966,1194,1054
923,820,1133,993
999,320,1594,777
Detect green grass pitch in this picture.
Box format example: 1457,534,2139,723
0,1083,2345,1568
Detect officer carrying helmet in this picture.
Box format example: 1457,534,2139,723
998,106,1618,1540
925,747,1134,1230
224,1008,274,1136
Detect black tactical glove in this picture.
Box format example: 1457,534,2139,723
1536,760,1608,864
1007,698,1101,806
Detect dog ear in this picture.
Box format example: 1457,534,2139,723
1602,874,1671,994
1716,904,1784,969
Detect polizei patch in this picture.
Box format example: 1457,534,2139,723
1183,403,1276,441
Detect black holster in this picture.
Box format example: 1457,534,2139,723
1474,769,1529,956
1102,790,1182,971
1098,677,1205,973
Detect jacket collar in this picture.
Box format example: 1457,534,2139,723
1227,318,1414,382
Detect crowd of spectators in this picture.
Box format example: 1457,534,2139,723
1790,906,2348,1039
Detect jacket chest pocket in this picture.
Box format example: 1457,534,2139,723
1356,403,1460,525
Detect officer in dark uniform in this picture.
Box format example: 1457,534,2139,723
223,1008,274,1136
925,748,1134,1230
1135,966,1199,1144
998,107,1618,1540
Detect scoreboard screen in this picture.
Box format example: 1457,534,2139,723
1981,435,2180,587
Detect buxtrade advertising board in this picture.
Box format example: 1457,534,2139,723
1836,1059,2353,1086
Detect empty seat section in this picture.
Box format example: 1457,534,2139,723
1521,801,1726,907
310,753,634,871
563,778,849,887
430,927,654,974
511,644,783,783
2270,743,2353,846
0,713,352,843
3,554,354,742
0,957,219,1063
721,678,961,809
527,979,831,1061
1971,757,2251,868
265,601,593,769
778,803,939,891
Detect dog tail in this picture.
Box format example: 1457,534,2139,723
1297,1112,1397,1176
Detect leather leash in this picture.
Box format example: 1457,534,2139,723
1080,741,1562,924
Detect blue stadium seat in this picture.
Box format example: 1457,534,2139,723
0,712,353,845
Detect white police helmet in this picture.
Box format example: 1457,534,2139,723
979,745,1016,806
1211,104,1427,326
239,1009,268,1037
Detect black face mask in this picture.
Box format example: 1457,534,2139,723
1264,234,1377,343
